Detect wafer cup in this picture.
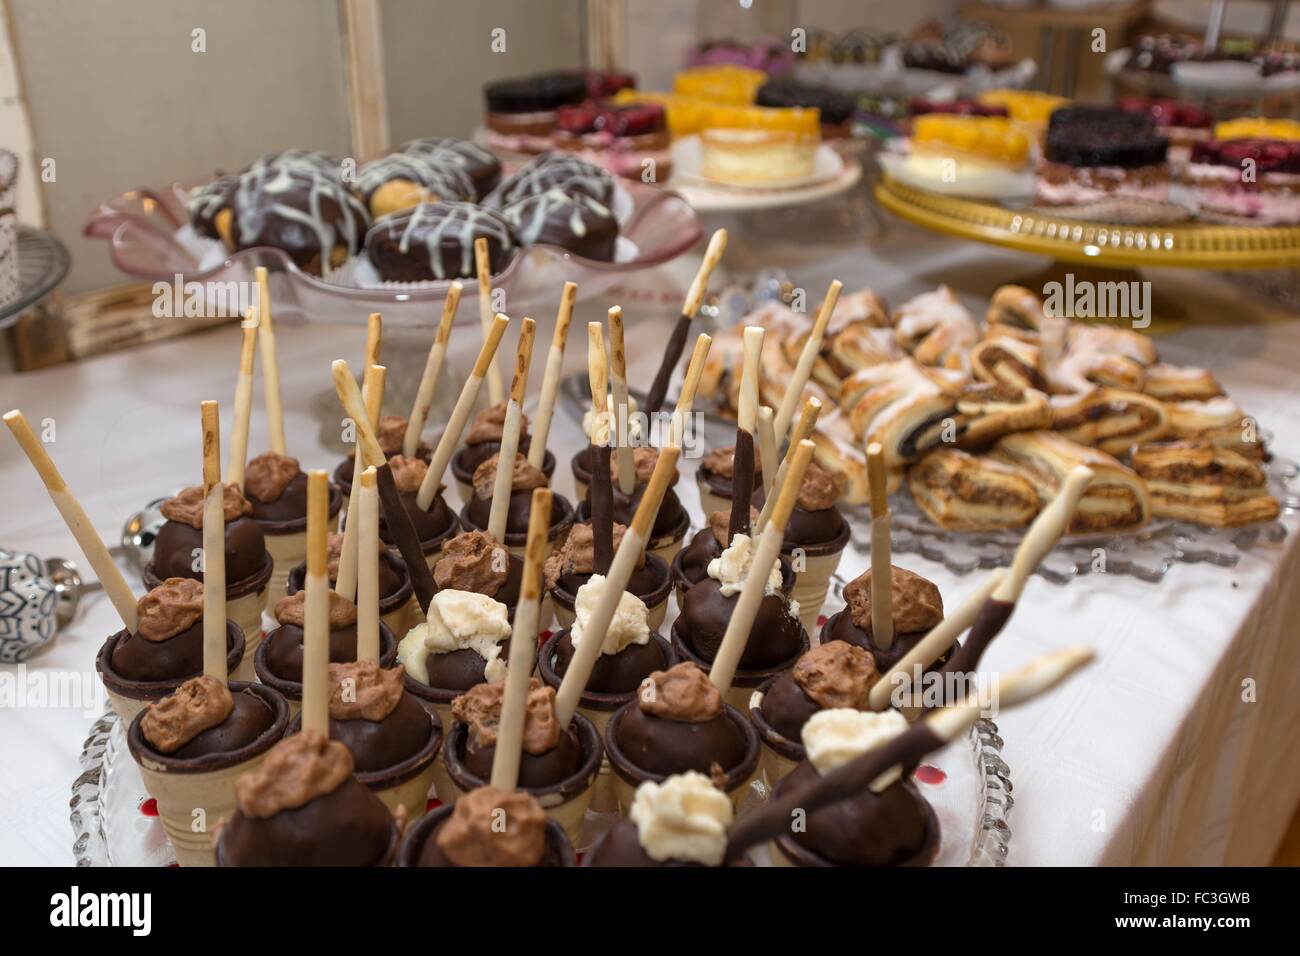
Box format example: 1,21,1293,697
747,679,803,786
441,710,603,843
784,528,851,636
126,681,288,867
96,622,245,725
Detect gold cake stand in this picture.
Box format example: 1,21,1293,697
874,173,1300,329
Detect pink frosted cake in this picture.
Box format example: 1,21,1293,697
1184,139,1300,225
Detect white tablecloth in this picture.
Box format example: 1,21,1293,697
2,219,1297,865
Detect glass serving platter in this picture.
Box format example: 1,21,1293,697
69,702,1012,867
83,175,702,326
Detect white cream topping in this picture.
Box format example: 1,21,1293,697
569,574,650,656
396,589,510,684
707,532,782,597
629,771,734,866
801,708,909,789
582,393,641,444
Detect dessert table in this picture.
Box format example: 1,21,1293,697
2,216,1297,866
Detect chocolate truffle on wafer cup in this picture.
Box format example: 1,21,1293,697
126,401,290,867
236,281,343,606
583,771,739,867
285,534,415,640
216,470,402,867
439,490,599,844
283,467,443,822
737,646,1094,867
545,524,673,631
2,409,246,724
673,441,815,711
458,317,576,559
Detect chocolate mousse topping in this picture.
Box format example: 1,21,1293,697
387,454,428,493
245,451,301,503
161,483,252,528
140,675,234,753
375,415,410,456
273,588,359,629
710,507,758,546
612,446,665,484
843,566,944,635
543,520,637,589
435,785,546,867
452,677,560,755
136,577,205,641
464,404,529,445
701,444,761,478
327,660,405,722
325,532,385,584
235,730,353,819
798,461,841,511
640,662,724,723
471,452,548,500
792,642,879,710
433,530,508,595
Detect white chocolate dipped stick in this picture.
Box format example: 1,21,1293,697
866,442,893,650
225,318,258,490
332,359,438,615
528,281,576,470
404,282,460,459
356,466,381,664
710,439,814,696
643,228,727,414
607,305,635,496
555,445,682,727
3,410,139,632
301,469,332,735
756,396,821,532
490,487,552,791
254,266,286,456
336,364,387,602
725,643,1094,863
416,314,510,512
475,237,505,405
773,279,841,439
868,570,1005,712
199,401,228,682
667,332,712,448
487,317,537,542
756,405,777,502
938,465,1095,679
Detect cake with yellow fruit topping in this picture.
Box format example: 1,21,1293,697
886,114,1034,199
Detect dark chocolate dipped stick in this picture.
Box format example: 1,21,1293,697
728,326,764,543
866,442,894,650
586,320,615,574
938,465,1094,680
725,645,1095,863
301,469,331,735
332,358,438,615
491,487,552,791
643,228,727,415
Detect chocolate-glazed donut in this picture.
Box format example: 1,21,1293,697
403,138,503,201
484,152,616,209
364,201,515,283
500,188,619,261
